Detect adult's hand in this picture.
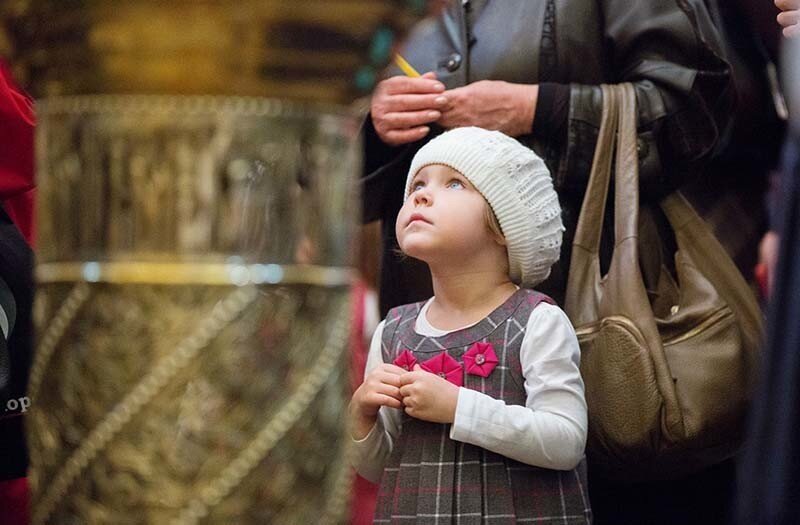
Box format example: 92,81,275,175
776,0,800,37
370,71,448,146
438,80,539,138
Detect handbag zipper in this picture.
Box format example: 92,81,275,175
574,315,648,348
662,307,733,347
574,307,733,348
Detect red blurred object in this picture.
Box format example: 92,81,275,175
349,280,379,524
0,478,30,525
0,59,34,525
755,262,769,300
0,59,36,246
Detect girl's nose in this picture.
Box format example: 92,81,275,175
413,188,432,206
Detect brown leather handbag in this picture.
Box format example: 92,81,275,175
565,83,763,480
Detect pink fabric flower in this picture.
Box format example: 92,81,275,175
393,350,417,371
463,342,499,378
420,352,463,387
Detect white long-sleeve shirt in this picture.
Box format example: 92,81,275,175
351,298,588,483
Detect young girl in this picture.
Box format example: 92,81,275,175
350,127,591,524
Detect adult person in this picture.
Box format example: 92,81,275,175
734,34,800,525
360,1,734,523
684,0,786,284
363,0,732,315
0,58,34,525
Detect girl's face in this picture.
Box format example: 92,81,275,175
396,164,503,264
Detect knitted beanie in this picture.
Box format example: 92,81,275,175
405,127,564,288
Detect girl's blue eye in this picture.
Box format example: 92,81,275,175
412,182,425,191
447,180,465,189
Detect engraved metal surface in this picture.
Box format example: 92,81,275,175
29,98,360,524
1,0,426,103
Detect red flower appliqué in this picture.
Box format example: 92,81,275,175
393,349,418,371
420,352,463,387
463,342,499,378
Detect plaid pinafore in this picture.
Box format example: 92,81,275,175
375,289,592,524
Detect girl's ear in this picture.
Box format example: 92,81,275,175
484,204,505,246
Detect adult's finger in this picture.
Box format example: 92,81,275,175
380,75,446,96
776,0,800,10
778,10,800,26
785,23,800,37
381,109,441,129
381,93,449,113
381,126,431,146
438,86,468,111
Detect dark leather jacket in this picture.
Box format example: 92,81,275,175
362,0,733,315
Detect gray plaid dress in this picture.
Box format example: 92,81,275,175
375,289,592,524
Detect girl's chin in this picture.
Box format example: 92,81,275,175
397,240,438,262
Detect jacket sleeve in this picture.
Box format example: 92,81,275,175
349,320,404,483
361,116,410,224
553,0,733,200
361,115,444,224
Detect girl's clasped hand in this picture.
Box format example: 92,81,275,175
349,362,459,439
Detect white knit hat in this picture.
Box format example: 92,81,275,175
405,127,564,288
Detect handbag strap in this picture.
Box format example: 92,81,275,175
614,83,640,244
570,84,618,255
566,84,685,437
566,84,645,324
569,83,639,251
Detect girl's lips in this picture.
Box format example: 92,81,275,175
408,213,432,226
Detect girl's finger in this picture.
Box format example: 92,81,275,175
377,371,403,387
376,383,402,400
381,363,408,376
373,393,403,409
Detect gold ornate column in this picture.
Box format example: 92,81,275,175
1,1,425,523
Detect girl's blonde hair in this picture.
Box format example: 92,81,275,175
484,204,505,245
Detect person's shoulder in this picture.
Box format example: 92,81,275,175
528,302,571,324
517,288,558,308
384,298,430,326
515,289,573,329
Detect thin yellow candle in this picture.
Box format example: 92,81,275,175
394,54,421,77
